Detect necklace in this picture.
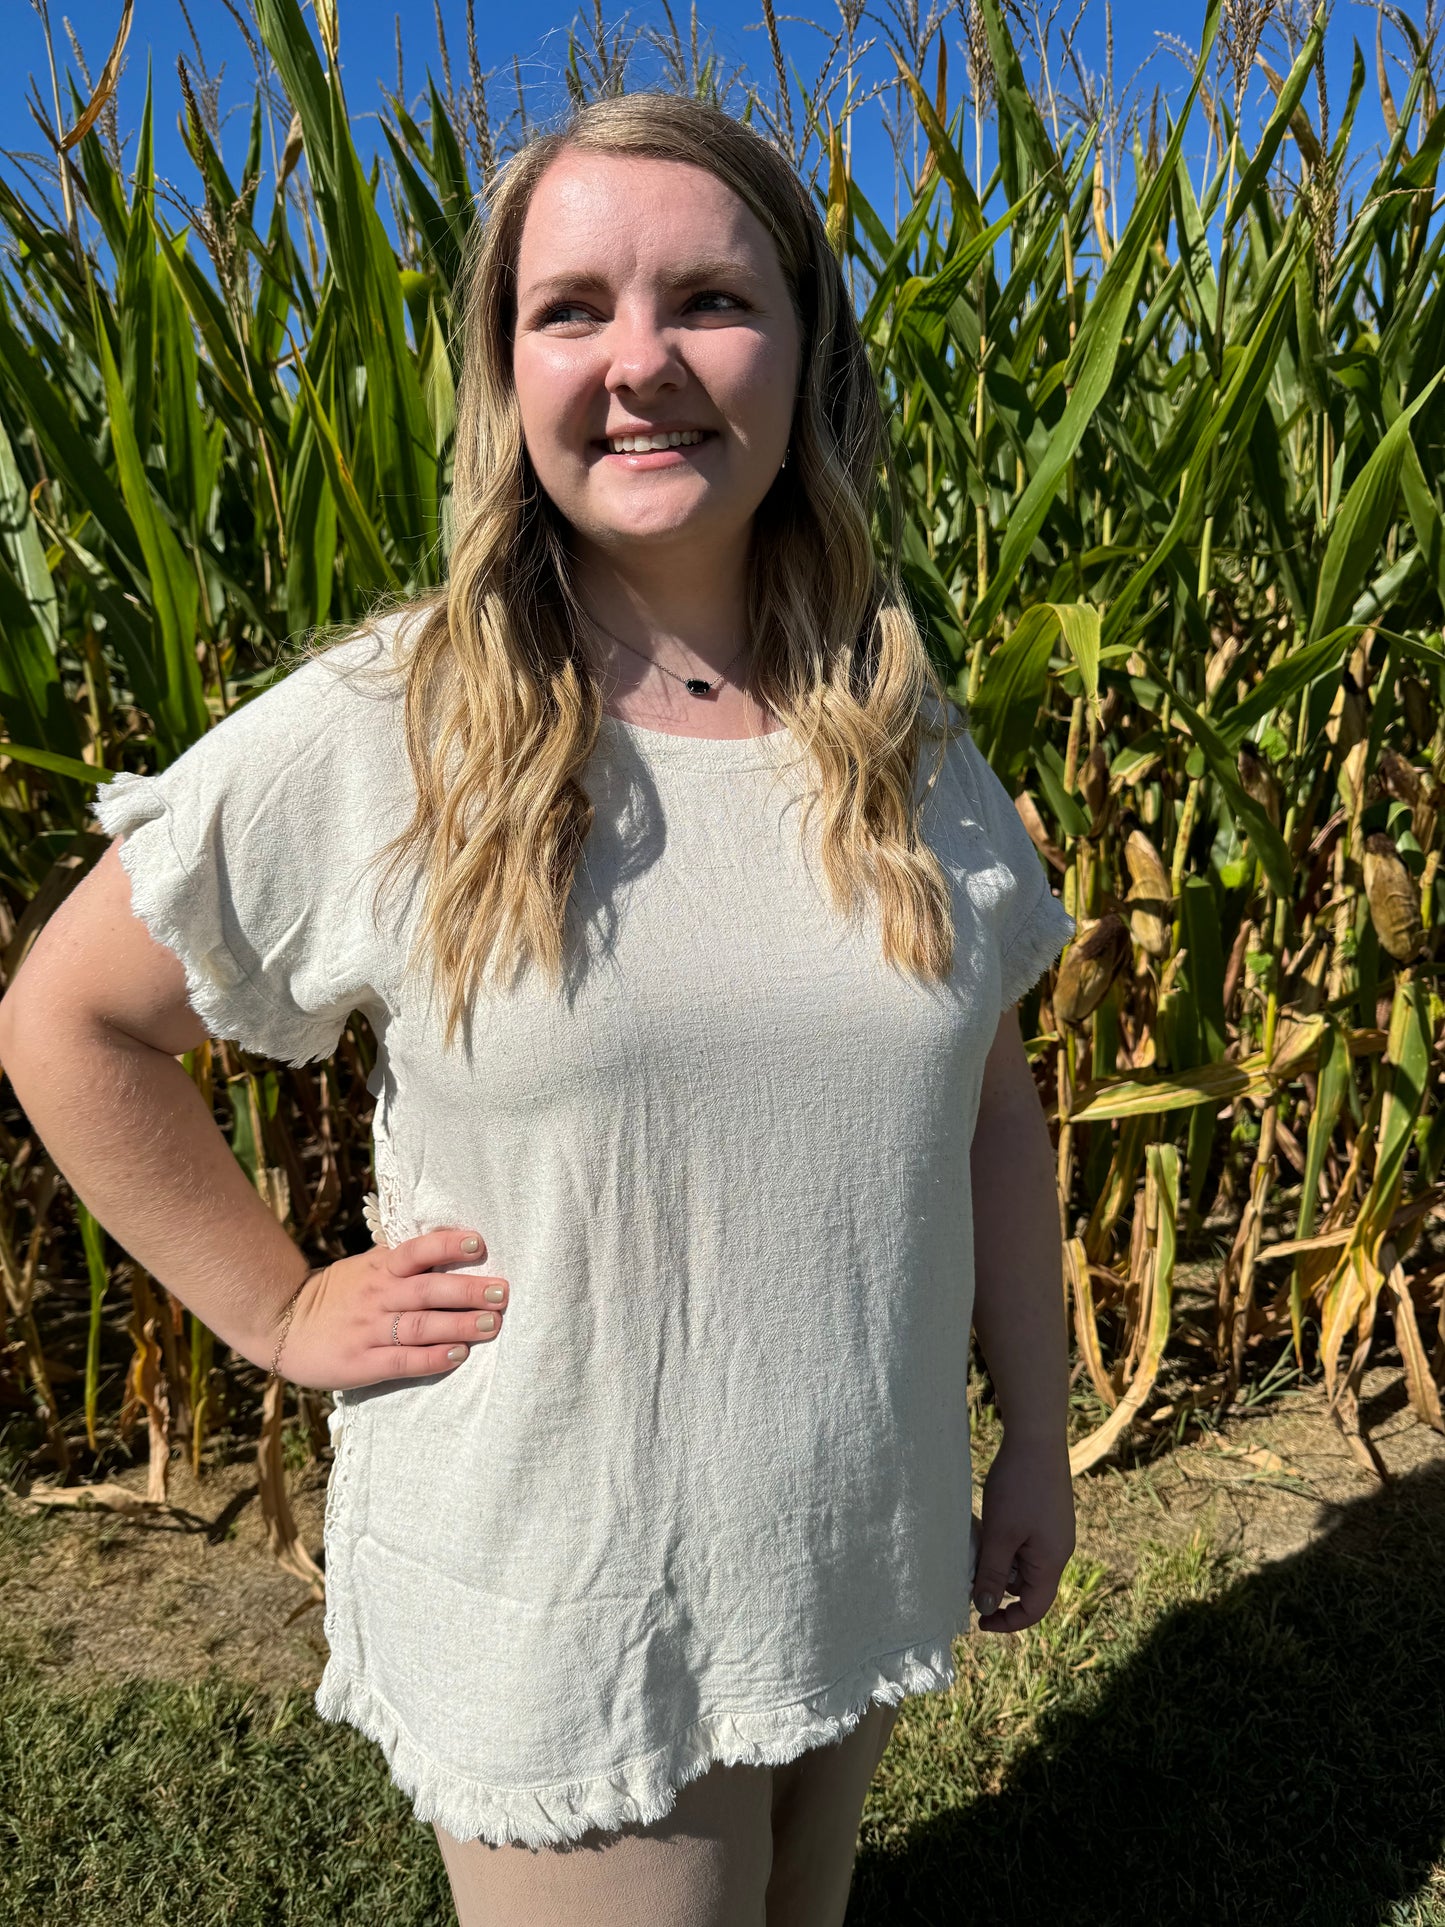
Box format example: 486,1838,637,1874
579,608,750,698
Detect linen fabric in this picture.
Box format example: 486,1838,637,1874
92,609,1076,1849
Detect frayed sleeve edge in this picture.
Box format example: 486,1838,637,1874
998,876,1076,1015
94,773,346,1068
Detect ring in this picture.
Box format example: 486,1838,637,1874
391,1312,402,1346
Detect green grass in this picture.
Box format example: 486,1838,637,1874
6,1464,1445,1926
853,1467,1445,1926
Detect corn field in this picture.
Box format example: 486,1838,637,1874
1,0,1444,1587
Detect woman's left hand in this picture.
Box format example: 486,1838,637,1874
971,1430,1076,1634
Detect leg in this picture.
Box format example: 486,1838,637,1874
763,1699,901,1927
434,1754,775,1927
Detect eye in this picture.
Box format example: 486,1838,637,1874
537,289,746,327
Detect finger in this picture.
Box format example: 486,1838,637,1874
388,1306,506,1349
972,1553,1020,1618
979,1587,1047,1633
384,1227,488,1278
374,1340,479,1379
398,1270,509,1313
978,1566,1055,1628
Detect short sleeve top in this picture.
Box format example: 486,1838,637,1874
92,609,1076,1848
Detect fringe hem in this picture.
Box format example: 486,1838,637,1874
313,1625,971,1850
94,771,334,1068
999,882,1076,1014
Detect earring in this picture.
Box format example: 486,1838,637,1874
780,444,791,471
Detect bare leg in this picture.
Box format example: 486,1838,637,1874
434,1754,774,1927
764,1700,901,1927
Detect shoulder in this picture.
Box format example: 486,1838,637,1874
912,686,985,820
97,605,428,847
251,603,423,724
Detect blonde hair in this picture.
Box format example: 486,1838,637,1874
319,90,965,1051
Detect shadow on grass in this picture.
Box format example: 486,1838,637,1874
849,1458,1445,1927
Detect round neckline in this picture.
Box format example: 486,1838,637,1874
597,709,796,771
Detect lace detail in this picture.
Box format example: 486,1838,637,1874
370,1120,421,1247
360,1190,388,1247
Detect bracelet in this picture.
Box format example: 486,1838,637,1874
269,1267,321,1381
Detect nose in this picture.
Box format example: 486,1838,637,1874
602,301,687,400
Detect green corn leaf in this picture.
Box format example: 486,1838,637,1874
1135,645,1294,905
1215,625,1364,748
118,64,157,460
94,297,206,748
0,554,85,777
1,738,110,784
1310,366,1445,642
294,359,399,592
969,0,1224,642
978,0,1062,205
969,606,1056,775
1180,876,1228,1062
0,299,142,578
0,414,58,649
1103,262,1298,646
1068,1055,1277,1121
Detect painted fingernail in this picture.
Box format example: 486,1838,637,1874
484,1284,505,1304
461,1235,481,1253
476,1312,497,1333
977,1593,998,1616
447,1345,468,1361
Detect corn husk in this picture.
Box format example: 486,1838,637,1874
1338,737,1370,815
1124,828,1173,958
1325,667,1368,755
1401,673,1435,746
1205,627,1244,700
1363,831,1425,962
1055,913,1131,1025
1237,740,1283,828
1080,742,1110,834
1377,747,1422,806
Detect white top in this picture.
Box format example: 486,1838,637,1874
92,609,1075,1848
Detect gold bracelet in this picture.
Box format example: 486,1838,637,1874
269,1268,321,1381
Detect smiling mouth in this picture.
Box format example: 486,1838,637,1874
592,429,718,456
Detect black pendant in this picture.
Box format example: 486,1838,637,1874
685,677,712,695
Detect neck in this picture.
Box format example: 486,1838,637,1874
570,532,751,681
568,536,778,736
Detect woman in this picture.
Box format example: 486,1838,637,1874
1,90,1078,1925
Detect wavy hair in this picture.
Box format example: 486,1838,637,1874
319,90,966,1051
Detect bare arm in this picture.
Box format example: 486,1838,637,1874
0,837,314,1373
969,1004,1070,1447
966,1003,1075,1627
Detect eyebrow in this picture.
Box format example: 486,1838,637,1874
520,257,759,307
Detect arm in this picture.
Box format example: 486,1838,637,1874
969,1004,1069,1444
0,839,315,1373
967,1003,1076,1630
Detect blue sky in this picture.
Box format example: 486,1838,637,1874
5,2,1410,254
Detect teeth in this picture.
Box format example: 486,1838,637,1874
604,429,708,453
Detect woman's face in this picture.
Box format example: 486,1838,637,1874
511,150,802,563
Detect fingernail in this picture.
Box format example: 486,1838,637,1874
476,1312,497,1333
484,1284,505,1304
461,1235,481,1253
447,1345,468,1360
977,1593,997,1616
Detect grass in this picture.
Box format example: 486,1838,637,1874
6,1458,1445,1926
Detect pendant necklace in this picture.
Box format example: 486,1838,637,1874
580,609,750,698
